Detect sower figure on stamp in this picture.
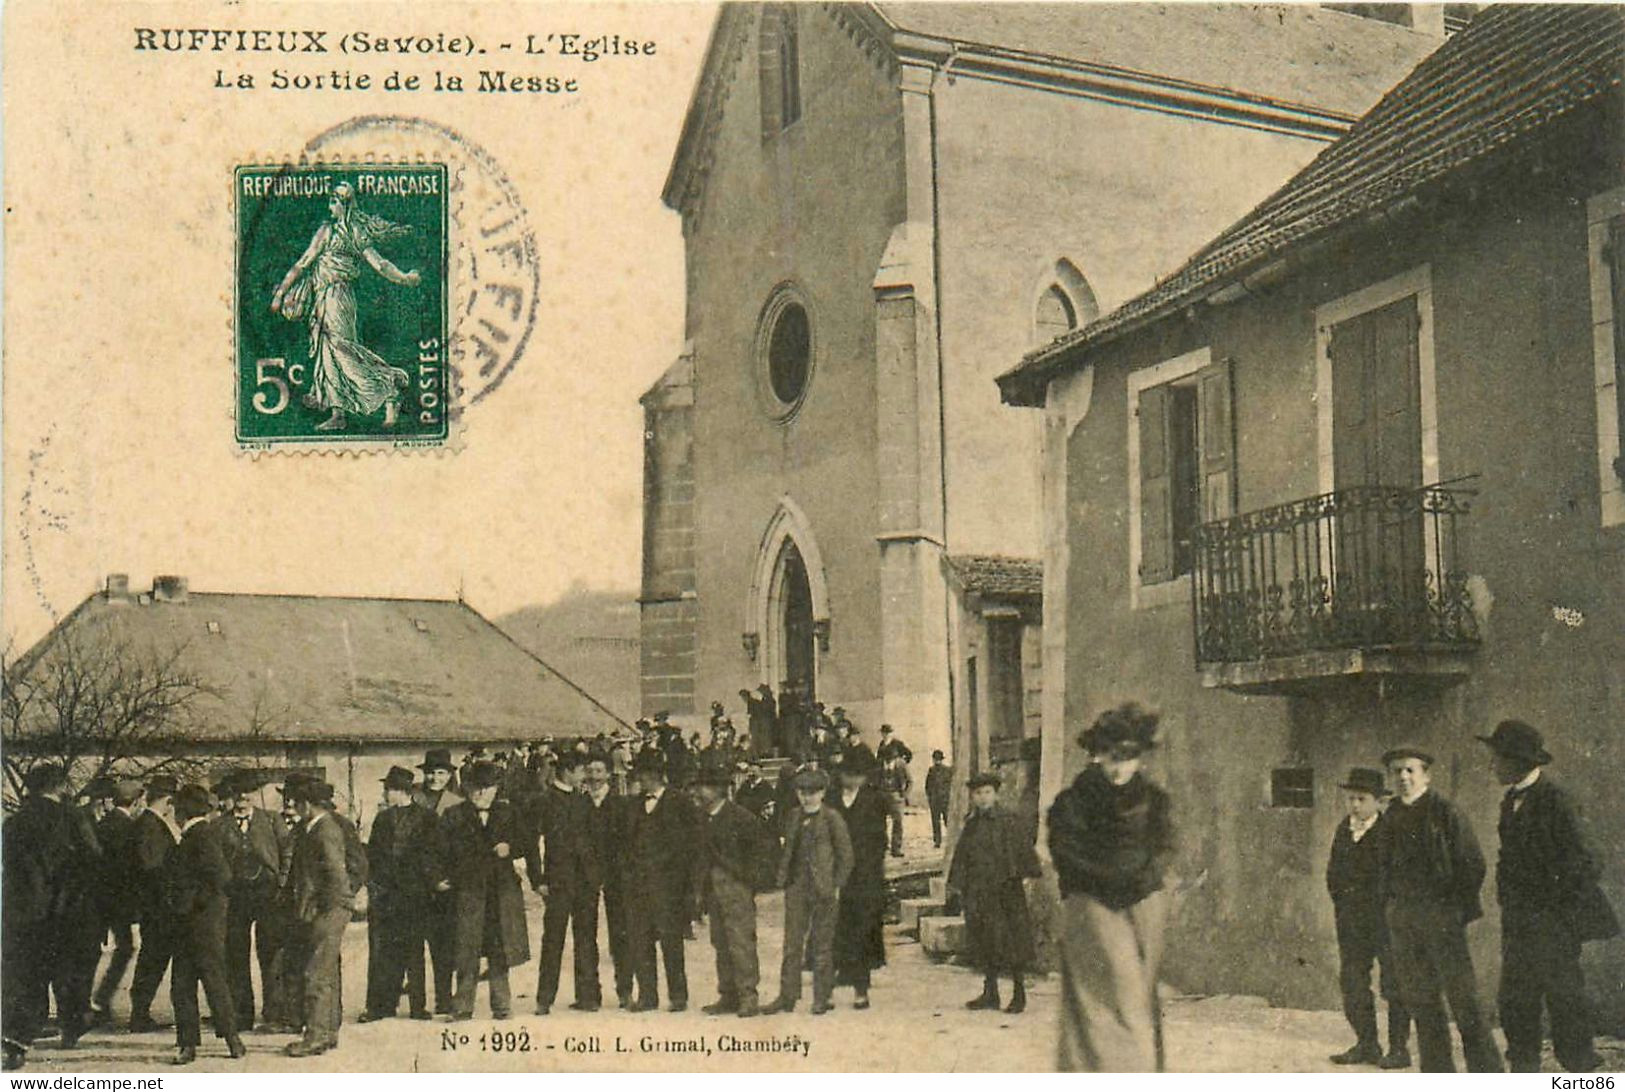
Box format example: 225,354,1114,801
362,766,447,1022
1049,704,1176,1073
269,181,421,432
534,752,604,1015
924,751,953,849
444,761,538,1021
166,784,246,1066
91,779,145,1026
1377,746,1502,1073
1478,720,1617,1074
623,749,703,1012
1326,767,1411,1069
692,762,773,1019
213,770,289,1032
129,774,182,1034
826,745,888,1010
949,772,1042,1015
411,748,464,1015
283,781,353,1058
765,767,852,1016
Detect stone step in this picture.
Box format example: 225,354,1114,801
928,875,948,901
919,914,966,958
898,897,945,933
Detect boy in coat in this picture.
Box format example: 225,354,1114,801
692,764,772,1018
1326,768,1410,1068
1479,720,1616,1073
765,767,853,1015
949,772,1042,1014
1378,747,1502,1073
167,785,247,1065
826,746,889,1009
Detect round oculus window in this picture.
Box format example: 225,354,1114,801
765,301,811,408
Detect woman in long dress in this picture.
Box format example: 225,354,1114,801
1048,703,1176,1072
270,182,420,431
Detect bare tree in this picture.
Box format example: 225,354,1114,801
2,618,221,808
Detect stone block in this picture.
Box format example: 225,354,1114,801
898,897,945,933
929,875,948,901
919,915,965,957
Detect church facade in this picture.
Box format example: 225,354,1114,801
640,2,1440,767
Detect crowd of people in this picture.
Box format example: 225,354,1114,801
0,705,944,1071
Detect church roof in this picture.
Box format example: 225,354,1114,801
998,3,1625,407
10,585,630,744
663,3,1440,216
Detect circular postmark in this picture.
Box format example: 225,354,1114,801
302,116,540,416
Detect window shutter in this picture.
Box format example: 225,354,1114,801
1197,358,1236,521
1611,217,1625,480
1138,384,1175,584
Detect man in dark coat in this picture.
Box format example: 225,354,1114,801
362,767,446,1022
693,764,772,1017
213,770,290,1031
61,778,114,1036
924,751,953,848
534,752,604,1014
765,767,852,1015
91,779,144,1024
581,753,632,1006
1378,747,1502,1073
1479,720,1617,1073
740,686,776,758
129,775,182,1032
876,723,914,806
284,781,353,1057
444,761,539,1020
1326,768,1410,1068
735,762,775,821
260,778,308,1033
825,746,889,1009
411,748,464,1015
167,784,246,1065
949,772,1042,1014
1,764,101,1070
623,749,703,1012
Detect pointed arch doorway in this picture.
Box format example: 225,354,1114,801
774,540,817,754
746,497,830,757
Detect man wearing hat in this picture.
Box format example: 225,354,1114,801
876,725,913,857
924,750,953,849
129,774,183,1032
60,777,115,1039
765,766,852,1015
1378,746,1501,1073
212,770,289,1031
411,748,463,1015
622,748,703,1011
1326,768,1410,1068
362,767,446,1023
260,773,313,1033
533,751,603,1016
443,761,539,1021
825,745,889,1010
284,781,353,1057
950,771,1043,1015
692,761,773,1018
1480,720,1616,1073
166,784,246,1065
91,779,146,1025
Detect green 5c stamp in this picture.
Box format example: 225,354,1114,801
236,163,449,448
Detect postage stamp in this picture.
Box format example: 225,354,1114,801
235,163,450,448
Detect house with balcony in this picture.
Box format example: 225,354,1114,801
998,4,1625,1023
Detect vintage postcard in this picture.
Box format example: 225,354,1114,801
3,0,1622,1080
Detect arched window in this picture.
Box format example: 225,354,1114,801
1035,285,1077,343
1032,259,1100,347
759,6,802,137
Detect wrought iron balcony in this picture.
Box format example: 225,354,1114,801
1190,483,1478,690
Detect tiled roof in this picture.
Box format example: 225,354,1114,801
999,3,1625,407
946,555,1043,598
11,591,630,744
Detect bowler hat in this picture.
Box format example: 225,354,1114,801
84,776,116,800
840,746,877,775
931,749,945,761
631,748,668,775
174,784,214,821
879,724,894,735
1079,704,1159,758
144,773,180,797
1381,746,1435,768
793,767,830,792
1477,719,1551,767
418,748,455,772
23,764,67,794
967,771,1002,791
213,770,250,797
1338,768,1388,797
381,766,416,792
463,761,503,790
302,781,336,805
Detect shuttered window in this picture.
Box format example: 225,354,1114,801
1138,359,1236,585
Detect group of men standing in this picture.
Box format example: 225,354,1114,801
1326,720,1618,1074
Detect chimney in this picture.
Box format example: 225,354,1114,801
104,573,132,603
151,575,189,604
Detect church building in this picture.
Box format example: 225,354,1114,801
640,2,1441,773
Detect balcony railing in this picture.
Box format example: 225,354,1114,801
1191,483,1478,667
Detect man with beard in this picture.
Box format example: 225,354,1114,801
214,771,289,1032
411,748,464,1015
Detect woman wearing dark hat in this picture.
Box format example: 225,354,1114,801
1048,703,1175,1072
948,771,1042,1013
825,745,889,1010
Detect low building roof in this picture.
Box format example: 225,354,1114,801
10,587,629,744
944,554,1043,599
999,4,1625,407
